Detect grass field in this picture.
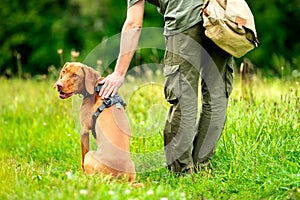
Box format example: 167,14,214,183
0,74,299,200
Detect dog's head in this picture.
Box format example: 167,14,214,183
53,62,100,99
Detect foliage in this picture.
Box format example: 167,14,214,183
1,0,299,77
0,75,299,199
246,0,300,75
0,0,161,77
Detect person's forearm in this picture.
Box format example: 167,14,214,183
99,0,144,98
114,26,142,76
114,0,144,76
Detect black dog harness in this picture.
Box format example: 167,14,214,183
91,84,126,139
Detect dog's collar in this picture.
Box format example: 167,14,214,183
82,92,92,98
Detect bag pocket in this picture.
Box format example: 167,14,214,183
163,65,182,103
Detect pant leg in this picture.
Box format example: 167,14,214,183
163,27,201,173
163,22,234,172
192,25,234,164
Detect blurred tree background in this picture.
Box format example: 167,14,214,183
0,0,299,78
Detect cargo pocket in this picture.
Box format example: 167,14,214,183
164,65,182,103
225,57,234,97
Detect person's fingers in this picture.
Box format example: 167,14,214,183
103,85,115,99
99,78,106,84
100,81,113,99
100,83,108,98
98,72,124,98
111,87,118,97
99,82,106,96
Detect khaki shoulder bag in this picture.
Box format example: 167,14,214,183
203,0,259,58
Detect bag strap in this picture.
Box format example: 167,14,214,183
203,0,227,10
217,0,227,10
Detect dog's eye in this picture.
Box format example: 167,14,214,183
73,74,79,78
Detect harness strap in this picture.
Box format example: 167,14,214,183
91,84,126,139
94,84,103,93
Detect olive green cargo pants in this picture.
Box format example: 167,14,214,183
163,23,234,173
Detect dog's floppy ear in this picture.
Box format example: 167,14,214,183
82,65,100,95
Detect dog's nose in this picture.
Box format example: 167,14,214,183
55,82,63,90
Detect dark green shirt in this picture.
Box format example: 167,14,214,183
128,0,203,36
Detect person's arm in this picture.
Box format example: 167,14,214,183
99,0,145,98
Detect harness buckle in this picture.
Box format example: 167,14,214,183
103,98,112,107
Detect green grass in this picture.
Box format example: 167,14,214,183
0,76,299,200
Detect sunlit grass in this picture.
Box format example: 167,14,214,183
0,76,299,199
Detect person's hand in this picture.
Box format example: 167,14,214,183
99,71,125,99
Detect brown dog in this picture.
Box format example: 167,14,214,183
53,62,135,182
